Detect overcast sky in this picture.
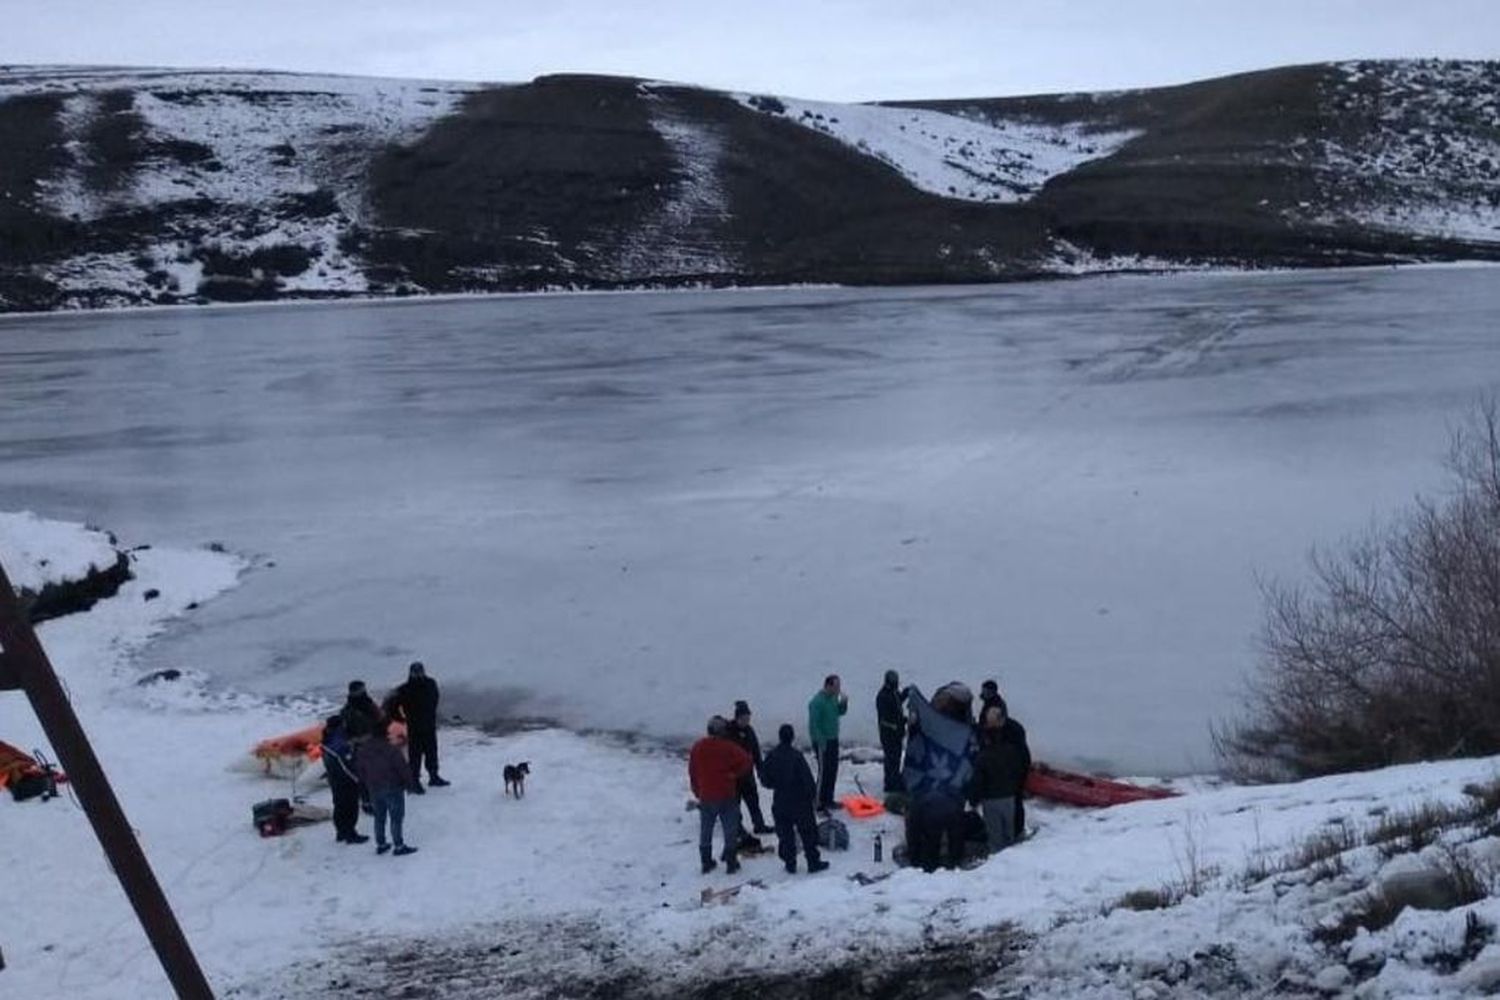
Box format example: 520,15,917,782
7,1,1499,101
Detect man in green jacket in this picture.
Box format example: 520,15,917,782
808,674,848,811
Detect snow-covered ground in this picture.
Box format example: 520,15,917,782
735,92,1137,203
6,514,1500,998
0,511,120,593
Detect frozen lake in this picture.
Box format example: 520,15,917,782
1,267,1496,773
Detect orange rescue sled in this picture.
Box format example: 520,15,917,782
251,720,407,775
840,794,885,818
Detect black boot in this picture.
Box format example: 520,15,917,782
701,857,717,874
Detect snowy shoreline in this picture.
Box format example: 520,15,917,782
2,259,1497,324
6,513,1500,997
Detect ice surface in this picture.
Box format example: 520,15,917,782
0,268,1496,773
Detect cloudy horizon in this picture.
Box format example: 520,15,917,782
7,0,1500,101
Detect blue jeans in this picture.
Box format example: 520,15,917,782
698,798,741,864
373,789,406,848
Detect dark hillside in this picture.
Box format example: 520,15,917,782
0,60,1496,311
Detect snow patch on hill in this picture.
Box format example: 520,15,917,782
624,86,740,277
1311,61,1500,244
737,92,1137,203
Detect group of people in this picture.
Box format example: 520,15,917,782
689,701,833,876
688,671,1032,877
895,676,1032,872
318,661,448,857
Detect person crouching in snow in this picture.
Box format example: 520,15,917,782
689,715,753,874
320,714,369,845
758,723,830,874
354,719,418,857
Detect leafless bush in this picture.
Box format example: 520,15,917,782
1462,776,1500,816
1171,812,1219,896
1435,844,1498,906
1217,397,1500,779
1285,821,1360,871
1109,885,1186,913
1366,801,1476,857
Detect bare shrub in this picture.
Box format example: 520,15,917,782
1110,885,1186,913
1366,800,1477,857
1462,776,1500,816
1435,844,1498,907
1171,812,1220,896
1285,821,1360,871
1217,398,1500,779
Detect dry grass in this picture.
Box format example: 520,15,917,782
1311,890,1406,946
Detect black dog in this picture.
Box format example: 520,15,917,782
503,762,530,799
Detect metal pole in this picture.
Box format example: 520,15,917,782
0,556,214,999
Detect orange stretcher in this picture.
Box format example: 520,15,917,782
251,720,406,774
840,794,885,818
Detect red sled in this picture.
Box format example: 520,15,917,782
1024,762,1178,808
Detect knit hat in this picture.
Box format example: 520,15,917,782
410,661,425,677
778,724,795,745
733,700,751,719
707,715,730,737
348,680,366,695
884,669,899,686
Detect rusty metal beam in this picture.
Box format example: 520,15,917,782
0,556,214,998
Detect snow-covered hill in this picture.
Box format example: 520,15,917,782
1312,60,1500,242
7,512,1500,999
0,60,1497,312
733,92,1138,203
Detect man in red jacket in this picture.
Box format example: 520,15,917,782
689,715,754,874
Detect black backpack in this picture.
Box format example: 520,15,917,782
9,749,59,802
817,817,850,851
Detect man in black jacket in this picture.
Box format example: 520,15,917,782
319,714,369,844
393,662,449,791
972,703,1031,850
876,670,908,793
728,701,773,835
758,724,830,874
